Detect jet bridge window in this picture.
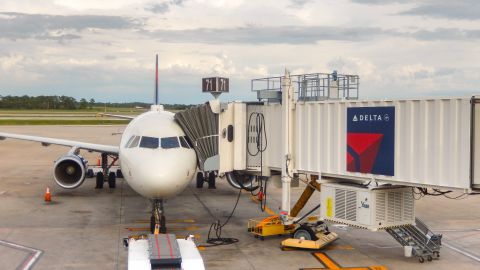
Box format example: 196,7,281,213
128,136,140,148
161,137,180,149
139,136,159,149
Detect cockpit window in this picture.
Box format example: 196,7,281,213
139,136,159,149
128,136,140,148
125,136,135,148
180,136,192,149
161,137,180,149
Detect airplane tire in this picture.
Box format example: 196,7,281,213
150,215,155,234
208,171,216,189
116,169,123,178
196,172,204,188
160,216,166,234
108,172,116,189
96,172,104,189
86,169,94,178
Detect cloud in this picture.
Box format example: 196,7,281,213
399,0,480,20
290,0,314,7
351,0,411,4
0,12,140,41
146,25,480,44
145,0,186,14
148,25,390,44
411,28,480,41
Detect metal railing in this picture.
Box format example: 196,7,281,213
251,72,359,101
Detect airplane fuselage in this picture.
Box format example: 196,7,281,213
119,107,197,199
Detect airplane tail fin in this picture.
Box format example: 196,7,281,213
155,54,159,105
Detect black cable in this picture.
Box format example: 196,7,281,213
246,112,269,211
414,187,480,200
200,188,242,247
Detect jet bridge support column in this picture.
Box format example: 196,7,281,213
281,70,295,214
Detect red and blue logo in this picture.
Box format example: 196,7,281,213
347,106,395,176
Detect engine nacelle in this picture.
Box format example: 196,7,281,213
53,154,87,189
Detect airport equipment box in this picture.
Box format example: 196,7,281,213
219,97,480,190
319,182,415,231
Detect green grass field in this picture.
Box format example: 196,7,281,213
0,107,146,115
0,119,130,125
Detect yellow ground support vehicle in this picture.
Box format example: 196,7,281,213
247,216,296,240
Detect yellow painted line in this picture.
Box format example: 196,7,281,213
167,226,200,231
250,195,277,216
313,252,341,270
126,227,150,232
324,245,355,251
175,234,201,239
310,252,388,270
134,219,196,224
126,225,199,232
197,246,206,251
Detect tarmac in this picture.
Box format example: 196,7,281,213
0,125,479,270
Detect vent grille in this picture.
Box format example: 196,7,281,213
375,193,386,222
403,190,414,220
335,189,346,219
334,188,357,222
346,190,357,221
379,189,415,224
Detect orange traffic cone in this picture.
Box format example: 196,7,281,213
44,187,51,202
97,157,101,166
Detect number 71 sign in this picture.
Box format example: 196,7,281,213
202,77,229,93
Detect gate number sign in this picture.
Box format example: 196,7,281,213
202,77,229,93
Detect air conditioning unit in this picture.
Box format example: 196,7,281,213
320,183,415,231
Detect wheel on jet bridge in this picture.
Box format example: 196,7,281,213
196,172,204,188
208,171,216,189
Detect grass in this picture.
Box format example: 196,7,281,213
0,119,130,125
0,107,146,115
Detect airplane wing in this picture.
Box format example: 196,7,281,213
0,132,119,155
98,113,135,120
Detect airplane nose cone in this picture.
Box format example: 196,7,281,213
120,149,196,199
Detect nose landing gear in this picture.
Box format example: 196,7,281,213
150,199,167,234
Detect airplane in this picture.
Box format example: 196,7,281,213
0,55,197,234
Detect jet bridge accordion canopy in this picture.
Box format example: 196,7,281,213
175,103,218,171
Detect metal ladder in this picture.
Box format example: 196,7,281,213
386,218,442,263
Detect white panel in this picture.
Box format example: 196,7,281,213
261,97,473,190
295,98,473,190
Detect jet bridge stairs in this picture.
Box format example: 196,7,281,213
386,218,442,263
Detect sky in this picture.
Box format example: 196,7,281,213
0,0,479,104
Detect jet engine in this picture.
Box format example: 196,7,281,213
53,154,88,189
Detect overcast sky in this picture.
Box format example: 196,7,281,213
0,0,479,104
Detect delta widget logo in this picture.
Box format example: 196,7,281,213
346,106,395,176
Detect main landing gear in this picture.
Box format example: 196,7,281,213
95,153,119,189
150,199,167,234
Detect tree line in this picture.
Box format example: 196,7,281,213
0,95,193,110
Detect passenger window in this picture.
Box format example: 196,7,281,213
161,137,180,149
129,136,140,148
139,136,159,149
179,136,190,149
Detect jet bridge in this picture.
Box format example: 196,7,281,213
218,73,480,193
174,70,480,261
